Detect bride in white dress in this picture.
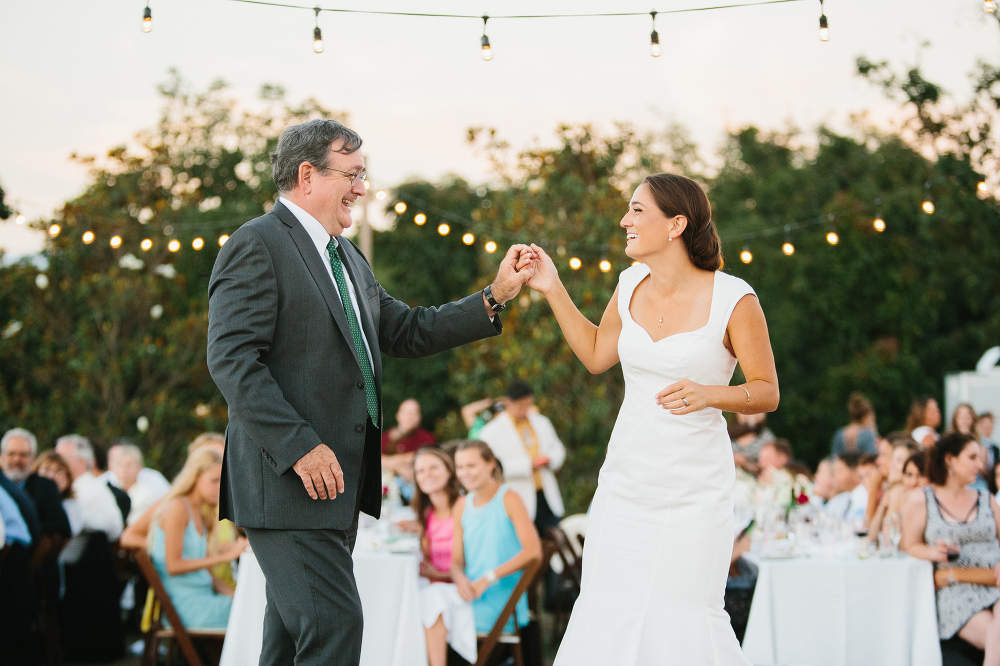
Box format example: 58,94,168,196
525,173,779,664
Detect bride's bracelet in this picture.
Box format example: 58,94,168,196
739,385,751,412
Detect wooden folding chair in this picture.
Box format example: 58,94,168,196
132,549,226,666
546,527,583,643
474,542,554,666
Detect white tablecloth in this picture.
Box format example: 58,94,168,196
742,555,941,666
220,545,428,666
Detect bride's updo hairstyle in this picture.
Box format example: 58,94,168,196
643,173,723,271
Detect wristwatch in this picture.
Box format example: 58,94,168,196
484,285,506,313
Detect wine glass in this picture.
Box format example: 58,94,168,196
940,537,961,563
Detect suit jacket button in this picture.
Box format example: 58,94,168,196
355,424,364,433
357,381,364,390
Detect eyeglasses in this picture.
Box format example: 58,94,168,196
321,166,367,187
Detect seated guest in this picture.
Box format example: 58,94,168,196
451,441,542,638
33,451,79,531
756,438,792,484
869,442,918,540
907,396,942,449
830,392,879,457
382,399,436,487
1,428,72,543
0,481,39,664
150,447,247,629
948,403,979,437
810,459,837,507
979,412,998,471
107,441,169,524
730,412,775,474
412,447,476,666
902,432,1000,659
478,382,566,533
725,523,757,644
824,453,868,523
54,435,123,540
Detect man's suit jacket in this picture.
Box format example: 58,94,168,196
208,201,501,531
0,473,40,545
22,473,71,538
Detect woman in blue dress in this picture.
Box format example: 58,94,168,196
150,447,248,628
451,440,542,638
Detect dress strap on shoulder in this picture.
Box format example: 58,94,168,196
617,264,650,319
710,272,756,336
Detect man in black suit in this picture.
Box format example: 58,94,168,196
207,119,534,665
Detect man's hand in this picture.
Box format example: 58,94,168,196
292,443,345,500
532,455,550,469
489,244,537,305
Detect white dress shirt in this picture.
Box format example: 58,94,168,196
279,197,374,368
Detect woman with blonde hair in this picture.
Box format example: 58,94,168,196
149,447,247,628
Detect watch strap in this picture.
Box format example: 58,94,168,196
484,285,506,312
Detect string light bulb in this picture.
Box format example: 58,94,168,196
977,181,988,193
192,237,204,250
873,215,886,232
218,234,229,246
818,0,829,41
110,235,123,248
649,11,661,57
141,239,153,251
985,0,997,13
921,183,934,214
437,223,450,236
740,247,753,264
168,239,181,252
15,214,25,224
599,260,612,272
485,241,497,253
313,7,323,53
414,213,427,225
462,233,475,245
782,241,795,256
394,201,407,214
569,257,582,270
481,15,492,61
82,231,95,244
826,229,839,245
375,190,386,201
142,4,152,33
48,224,61,237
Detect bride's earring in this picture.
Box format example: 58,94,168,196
668,235,673,242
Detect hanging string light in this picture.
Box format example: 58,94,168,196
48,224,61,237
82,231,95,244
921,182,934,214
872,198,886,232
192,237,205,250
313,7,323,53
375,190,387,201
824,214,838,245
782,226,795,255
141,239,153,251
168,239,181,252
484,241,497,253
142,3,152,33
569,257,582,270
394,201,407,214
599,260,612,272
15,214,25,224
481,15,492,61
218,234,230,246
649,11,661,57
818,0,829,41
985,0,997,13
437,223,450,235
414,213,427,225
110,235,123,248
740,246,753,264
462,232,475,245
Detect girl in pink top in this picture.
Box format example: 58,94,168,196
412,447,476,665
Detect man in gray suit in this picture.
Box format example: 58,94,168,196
207,119,534,665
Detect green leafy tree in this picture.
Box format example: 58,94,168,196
0,72,342,474
0,181,11,220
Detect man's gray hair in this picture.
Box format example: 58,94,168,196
110,442,143,467
56,434,95,470
1,428,38,457
271,119,363,194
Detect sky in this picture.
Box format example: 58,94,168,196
1,0,997,258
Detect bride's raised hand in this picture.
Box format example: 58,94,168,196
526,244,560,295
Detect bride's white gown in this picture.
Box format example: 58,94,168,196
554,265,754,665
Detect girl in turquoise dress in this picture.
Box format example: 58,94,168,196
451,440,542,636
150,447,248,628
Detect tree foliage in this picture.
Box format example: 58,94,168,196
0,72,341,473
